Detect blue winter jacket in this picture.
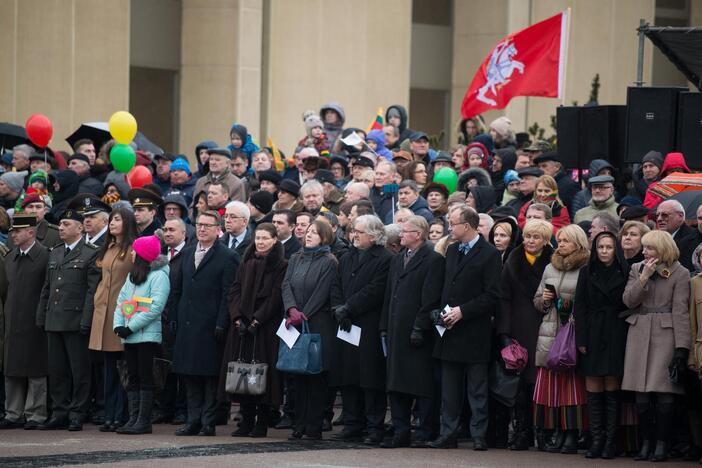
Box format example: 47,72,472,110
113,258,170,344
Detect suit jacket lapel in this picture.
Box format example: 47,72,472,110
451,238,483,280
400,244,428,277
195,243,217,273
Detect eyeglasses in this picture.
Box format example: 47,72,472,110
224,215,245,220
195,223,219,229
400,230,420,235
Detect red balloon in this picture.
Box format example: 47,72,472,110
126,165,153,188
25,114,53,148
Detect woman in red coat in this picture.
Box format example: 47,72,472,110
518,175,570,235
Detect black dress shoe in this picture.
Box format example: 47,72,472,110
175,423,202,436
428,435,458,449
198,425,216,436
274,415,293,430
331,429,364,441
23,420,40,430
410,438,431,448
302,433,322,440
380,434,411,448
98,421,113,432
363,432,384,446
38,417,69,430
473,437,488,451
0,418,24,429
288,431,303,440
68,419,83,431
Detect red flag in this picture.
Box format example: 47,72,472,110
461,11,569,119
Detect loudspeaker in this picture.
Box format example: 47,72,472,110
556,106,580,168
625,86,687,163
556,105,626,169
677,92,702,169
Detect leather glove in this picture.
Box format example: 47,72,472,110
498,334,513,350
169,321,177,335
333,304,350,322
236,320,248,337
214,326,225,342
429,309,446,327
338,317,352,333
409,327,424,347
674,347,689,369
247,321,259,335
114,326,132,339
285,307,308,328
80,325,91,336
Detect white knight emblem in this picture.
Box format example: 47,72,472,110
477,40,525,106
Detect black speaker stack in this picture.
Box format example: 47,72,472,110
555,86,702,169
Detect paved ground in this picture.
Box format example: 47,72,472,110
0,423,663,467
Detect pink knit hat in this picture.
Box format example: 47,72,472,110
133,235,161,263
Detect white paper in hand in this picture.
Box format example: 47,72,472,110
337,325,362,346
340,131,363,147
435,304,452,337
276,319,300,349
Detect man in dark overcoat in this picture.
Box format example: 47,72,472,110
429,205,501,451
380,215,444,448
170,211,238,436
36,208,101,431
332,214,392,445
1,214,49,429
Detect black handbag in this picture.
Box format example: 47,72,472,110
488,361,520,407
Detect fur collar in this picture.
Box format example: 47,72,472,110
150,254,169,270
550,248,589,272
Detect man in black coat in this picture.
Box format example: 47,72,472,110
221,200,252,257
36,208,101,431
272,209,301,260
655,200,701,272
170,211,239,436
380,215,444,448
332,214,392,445
428,205,501,451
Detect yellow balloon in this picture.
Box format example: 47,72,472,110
108,111,137,144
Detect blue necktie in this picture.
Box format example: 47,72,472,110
458,242,471,255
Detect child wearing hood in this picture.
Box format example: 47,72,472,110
113,233,170,435
365,129,393,161
298,111,330,154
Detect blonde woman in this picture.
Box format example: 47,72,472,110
622,230,690,462
533,224,590,453
518,175,570,234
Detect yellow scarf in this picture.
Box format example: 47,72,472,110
525,251,537,266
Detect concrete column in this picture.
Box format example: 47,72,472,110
262,0,412,154
179,0,263,160
0,0,129,152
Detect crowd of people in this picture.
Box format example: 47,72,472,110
1,102,702,463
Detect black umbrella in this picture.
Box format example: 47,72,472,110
66,122,163,155
670,191,702,220
0,122,30,151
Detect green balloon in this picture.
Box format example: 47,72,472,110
433,167,458,194
110,144,136,173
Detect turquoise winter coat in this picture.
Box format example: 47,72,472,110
113,258,170,344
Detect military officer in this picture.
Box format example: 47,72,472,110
128,188,163,237
68,194,112,247
36,208,101,431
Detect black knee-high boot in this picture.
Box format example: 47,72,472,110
634,401,655,461
651,402,674,462
602,391,619,459
585,392,604,458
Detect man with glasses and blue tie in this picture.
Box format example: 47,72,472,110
428,205,501,451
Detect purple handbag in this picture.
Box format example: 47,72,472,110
545,320,577,372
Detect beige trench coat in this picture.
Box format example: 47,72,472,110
89,244,133,352
688,274,702,377
621,261,690,394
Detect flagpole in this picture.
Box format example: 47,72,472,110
560,8,572,107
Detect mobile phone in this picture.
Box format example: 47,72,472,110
544,283,556,294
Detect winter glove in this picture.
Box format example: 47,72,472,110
285,307,308,328
214,326,225,342
429,309,446,327
673,347,689,370
338,317,352,333
80,325,91,336
332,304,350,322
409,327,424,348
114,326,132,339
380,330,388,340
235,320,248,337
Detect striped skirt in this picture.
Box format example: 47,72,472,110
532,366,587,430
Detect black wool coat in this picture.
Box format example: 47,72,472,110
336,244,392,390
381,242,444,398
434,236,501,364
574,233,629,377
170,242,239,376
496,243,553,383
